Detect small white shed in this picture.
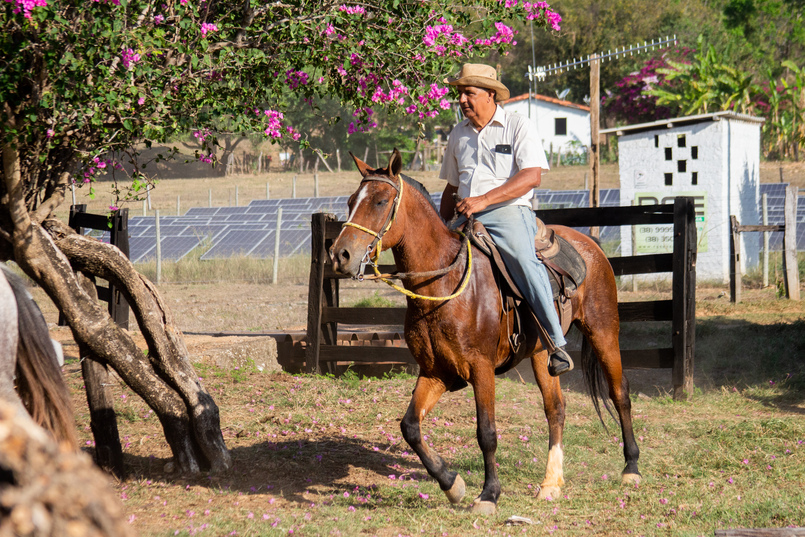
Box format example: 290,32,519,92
501,93,590,156
603,111,765,282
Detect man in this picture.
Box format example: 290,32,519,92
439,63,573,376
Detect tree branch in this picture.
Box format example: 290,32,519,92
33,171,69,224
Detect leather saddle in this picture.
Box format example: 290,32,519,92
460,217,587,357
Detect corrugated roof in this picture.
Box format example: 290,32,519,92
501,93,590,112
601,111,765,136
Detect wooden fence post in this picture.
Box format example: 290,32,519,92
305,213,339,374
76,274,125,477
108,209,130,328
783,186,800,300
272,208,282,285
672,197,696,400
762,193,769,288
730,215,741,303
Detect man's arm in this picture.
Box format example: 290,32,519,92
440,183,459,222
455,167,541,217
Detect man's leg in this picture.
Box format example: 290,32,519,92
475,205,568,350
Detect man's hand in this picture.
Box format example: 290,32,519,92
456,194,490,218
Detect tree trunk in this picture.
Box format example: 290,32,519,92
2,143,230,474
44,218,231,473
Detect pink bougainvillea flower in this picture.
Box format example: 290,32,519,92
200,22,218,37
7,0,48,19
121,48,140,70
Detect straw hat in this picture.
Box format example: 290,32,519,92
444,63,510,102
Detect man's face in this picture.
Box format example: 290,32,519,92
457,85,496,127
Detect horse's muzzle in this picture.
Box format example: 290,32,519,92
329,243,357,277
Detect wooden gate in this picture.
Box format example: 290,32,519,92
306,198,697,400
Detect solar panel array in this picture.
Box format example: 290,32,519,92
756,183,805,251
90,185,802,263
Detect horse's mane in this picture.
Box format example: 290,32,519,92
400,173,439,214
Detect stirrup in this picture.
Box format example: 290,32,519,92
548,347,574,377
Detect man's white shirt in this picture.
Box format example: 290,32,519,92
440,105,550,210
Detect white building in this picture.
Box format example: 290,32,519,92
602,111,765,282
501,93,590,156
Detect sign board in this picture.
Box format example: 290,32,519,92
634,192,707,253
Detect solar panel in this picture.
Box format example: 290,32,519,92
215,207,251,215
159,236,203,261
178,224,228,240
185,207,221,216
129,236,156,263
199,229,271,259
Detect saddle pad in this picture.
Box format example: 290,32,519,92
540,235,587,299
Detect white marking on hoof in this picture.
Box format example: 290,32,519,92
470,499,497,515
622,472,642,486
444,475,465,504
538,444,565,500
537,485,561,501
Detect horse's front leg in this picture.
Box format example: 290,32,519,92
470,366,500,515
400,375,466,504
532,349,566,501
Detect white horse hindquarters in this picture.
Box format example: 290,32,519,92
0,268,22,407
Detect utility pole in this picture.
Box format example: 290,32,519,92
589,53,601,238
531,36,677,220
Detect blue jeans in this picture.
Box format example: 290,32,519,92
474,204,567,349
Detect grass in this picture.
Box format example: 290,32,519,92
67,368,805,536
134,251,312,284
350,291,398,308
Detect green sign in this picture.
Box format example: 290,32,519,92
633,192,708,253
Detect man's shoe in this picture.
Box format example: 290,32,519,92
548,347,574,377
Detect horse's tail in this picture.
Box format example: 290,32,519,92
6,271,78,450
580,335,618,431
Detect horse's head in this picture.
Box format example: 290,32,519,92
330,148,404,277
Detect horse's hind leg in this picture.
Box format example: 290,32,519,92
400,376,466,504
581,329,641,485
531,349,566,500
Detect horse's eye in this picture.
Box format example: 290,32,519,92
376,199,389,207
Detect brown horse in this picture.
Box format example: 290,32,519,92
330,149,640,515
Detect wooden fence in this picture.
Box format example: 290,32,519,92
306,198,698,400
730,185,800,302
61,205,130,328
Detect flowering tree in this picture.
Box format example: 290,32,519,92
1,0,560,474
602,56,683,125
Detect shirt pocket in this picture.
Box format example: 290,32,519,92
494,151,514,179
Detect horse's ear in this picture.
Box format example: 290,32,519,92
349,151,374,178
388,148,403,179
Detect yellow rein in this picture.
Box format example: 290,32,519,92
341,177,473,302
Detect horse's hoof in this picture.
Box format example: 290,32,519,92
622,472,642,486
537,485,560,501
444,475,466,504
470,499,497,515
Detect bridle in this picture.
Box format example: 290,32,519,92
341,175,473,302
341,176,404,280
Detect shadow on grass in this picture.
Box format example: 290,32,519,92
116,436,424,504
691,317,805,411
498,318,805,410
